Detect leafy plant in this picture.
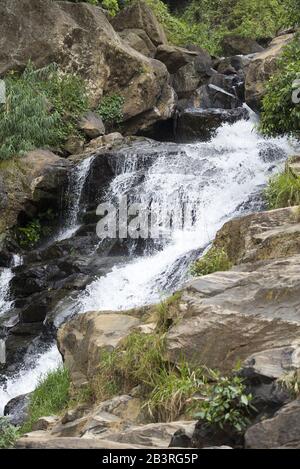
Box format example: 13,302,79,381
0,417,20,449
260,37,300,140
191,247,232,277
98,94,125,126
17,220,42,249
279,370,300,397
194,372,254,433
265,168,300,209
21,367,71,434
0,63,89,160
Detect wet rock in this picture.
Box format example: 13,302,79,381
4,393,32,426
171,52,213,100
195,83,241,110
169,423,196,448
245,400,300,448
221,35,264,56
191,421,243,448
176,107,249,142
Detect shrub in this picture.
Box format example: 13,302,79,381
191,247,232,277
16,220,42,249
194,371,254,433
0,63,88,160
98,94,125,125
265,168,300,209
21,367,71,433
260,37,300,140
0,417,20,449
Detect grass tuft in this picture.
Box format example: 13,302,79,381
191,247,232,277
265,169,300,210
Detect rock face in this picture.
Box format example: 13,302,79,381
0,0,175,133
245,33,295,111
221,35,264,56
58,312,140,386
155,45,198,74
212,206,300,265
245,400,300,449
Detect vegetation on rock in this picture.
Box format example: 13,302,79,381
260,37,300,140
0,417,20,449
21,367,71,433
265,167,300,209
98,94,125,126
191,247,232,277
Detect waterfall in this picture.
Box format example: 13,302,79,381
0,268,14,316
0,116,293,415
55,155,95,242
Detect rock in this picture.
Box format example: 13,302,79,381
195,84,241,110
245,33,295,111
165,255,300,373
171,50,212,99
4,393,31,426
176,107,249,143
118,29,156,58
287,155,300,177
97,421,196,448
16,434,148,449
0,149,70,239
78,112,105,139
0,0,175,132
191,420,243,449
169,422,196,448
111,1,167,47
212,206,300,265
57,312,140,386
221,35,264,56
245,400,300,448
155,45,198,74
85,133,124,152
64,135,85,155
32,416,60,431
92,395,143,424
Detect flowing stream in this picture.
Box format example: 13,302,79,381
0,115,293,414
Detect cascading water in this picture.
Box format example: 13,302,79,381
55,155,95,241
0,115,294,414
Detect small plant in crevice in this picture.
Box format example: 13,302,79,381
156,292,182,333
193,371,255,433
279,370,300,398
265,169,300,210
191,247,232,277
98,94,125,126
0,417,20,449
16,220,42,249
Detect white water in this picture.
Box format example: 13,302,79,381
0,268,13,316
55,155,95,241
0,116,293,415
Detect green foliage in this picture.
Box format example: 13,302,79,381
265,168,300,209
156,292,182,333
191,247,232,277
260,38,300,140
279,370,300,397
98,94,125,125
0,63,88,160
17,220,42,249
0,417,20,449
21,367,71,434
194,371,254,433
102,0,120,15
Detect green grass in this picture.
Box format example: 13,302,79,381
0,417,20,449
265,169,300,210
21,366,71,434
191,247,232,277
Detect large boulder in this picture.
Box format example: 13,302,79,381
118,29,156,58
212,206,300,265
0,0,175,133
245,400,300,449
111,1,167,47
165,255,300,372
245,33,295,111
57,312,140,386
155,45,198,74
221,35,264,56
